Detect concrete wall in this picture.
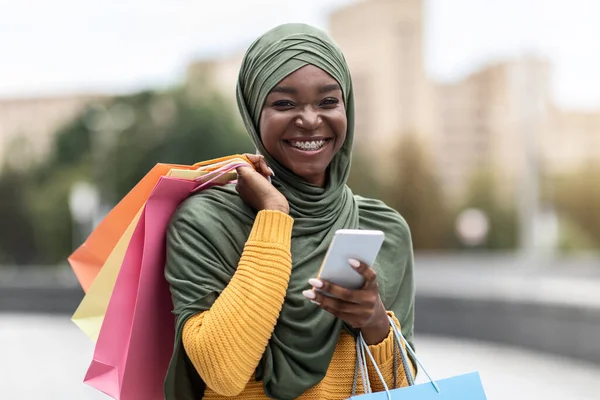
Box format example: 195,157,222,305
2,255,599,364
413,254,600,364
416,294,600,365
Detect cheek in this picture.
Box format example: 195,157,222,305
259,111,282,149
333,112,348,146
258,110,269,142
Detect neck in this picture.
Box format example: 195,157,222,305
304,173,327,188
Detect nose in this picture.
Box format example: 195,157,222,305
295,107,322,130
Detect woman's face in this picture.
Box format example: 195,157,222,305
259,65,347,187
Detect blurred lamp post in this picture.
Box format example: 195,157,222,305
515,60,547,259
455,208,490,248
68,181,100,250
535,204,559,257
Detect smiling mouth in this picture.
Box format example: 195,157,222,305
285,138,332,152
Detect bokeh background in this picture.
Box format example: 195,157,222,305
1,0,599,399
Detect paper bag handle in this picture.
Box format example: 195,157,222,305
355,316,441,397
190,161,252,193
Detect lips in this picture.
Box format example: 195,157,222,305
284,138,332,152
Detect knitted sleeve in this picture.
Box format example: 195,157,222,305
181,210,293,397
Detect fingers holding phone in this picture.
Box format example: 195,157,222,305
303,259,385,329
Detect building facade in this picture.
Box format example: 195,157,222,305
0,94,106,167
329,0,434,157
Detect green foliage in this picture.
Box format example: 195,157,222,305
452,169,518,250
383,134,450,250
347,150,385,199
0,87,253,265
0,168,38,264
25,165,90,264
556,216,598,253
552,164,600,250
51,117,93,169
104,91,253,202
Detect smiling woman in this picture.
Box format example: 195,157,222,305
163,23,416,400
260,65,347,187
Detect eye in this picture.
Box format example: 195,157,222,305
320,97,340,107
272,100,295,108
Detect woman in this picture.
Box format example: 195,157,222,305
164,23,416,400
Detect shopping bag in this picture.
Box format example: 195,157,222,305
348,317,487,400
68,154,251,292
348,373,486,400
83,160,250,400
71,157,249,341
71,207,143,341
68,163,190,292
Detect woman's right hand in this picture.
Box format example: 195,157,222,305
236,154,289,214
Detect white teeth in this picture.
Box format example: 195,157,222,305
290,140,327,151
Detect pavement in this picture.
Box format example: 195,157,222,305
2,313,600,400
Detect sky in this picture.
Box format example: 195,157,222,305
0,0,599,110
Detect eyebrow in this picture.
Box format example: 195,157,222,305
269,83,342,95
319,83,342,94
270,86,297,94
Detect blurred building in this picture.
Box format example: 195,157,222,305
186,53,244,105
329,0,434,156
332,0,600,204
0,94,106,168
545,109,600,174
435,56,600,202
434,57,553,201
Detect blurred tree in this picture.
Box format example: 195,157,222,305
384,134,450,250
452,169,518,250
25,165,90,264
1,87,254,265
3,134,35,173
106,91,253,202
556,217,598,253
551,163,600,250
0,168,38,264
347,149,385,199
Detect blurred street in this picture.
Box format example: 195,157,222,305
1,313,599,400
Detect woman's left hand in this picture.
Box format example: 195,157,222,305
303,259,390,345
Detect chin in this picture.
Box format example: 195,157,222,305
293,168,328,184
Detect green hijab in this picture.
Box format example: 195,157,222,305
164,23,415,400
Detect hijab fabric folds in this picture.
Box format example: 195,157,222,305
164,23,415,400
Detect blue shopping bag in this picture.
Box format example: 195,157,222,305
348,372,486,399
348,317,487,400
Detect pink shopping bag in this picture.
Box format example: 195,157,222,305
83,161,248,400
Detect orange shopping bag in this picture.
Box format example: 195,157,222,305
68,154,251,292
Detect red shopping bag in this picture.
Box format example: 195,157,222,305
83,160,249,400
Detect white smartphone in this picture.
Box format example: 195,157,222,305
316,229,385,290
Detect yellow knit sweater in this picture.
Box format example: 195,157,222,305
182,210,414,399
